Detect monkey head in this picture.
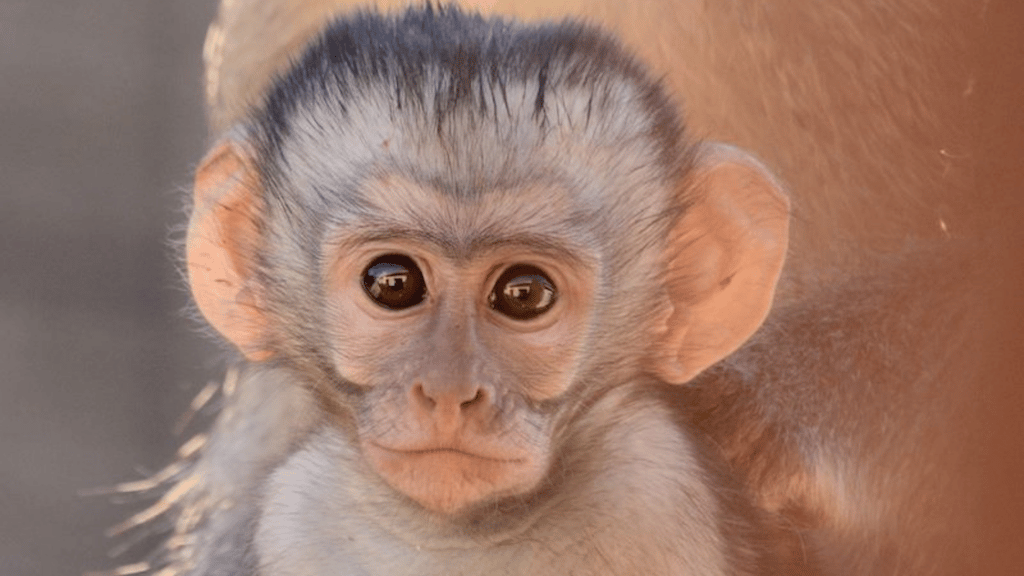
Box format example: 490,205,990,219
185,9,788,520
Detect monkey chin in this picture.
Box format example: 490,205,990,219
363,442,547,516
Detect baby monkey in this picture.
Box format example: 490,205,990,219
106,4,979,576
170,6,796,576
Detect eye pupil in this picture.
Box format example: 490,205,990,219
363,254,426,310
490,265,557,320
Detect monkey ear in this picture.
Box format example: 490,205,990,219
186,140,272,361
654,144,790,384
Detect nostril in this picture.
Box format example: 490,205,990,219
461,388,484,409
412,383,437,409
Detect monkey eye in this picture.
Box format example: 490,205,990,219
489,264,557,321
362,254,427,310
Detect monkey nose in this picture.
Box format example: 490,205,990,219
411,381,487,418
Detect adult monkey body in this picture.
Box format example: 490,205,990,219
110,1,983,575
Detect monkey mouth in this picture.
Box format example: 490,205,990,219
362,441,543,514
371,443,525,463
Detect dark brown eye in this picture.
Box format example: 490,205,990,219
489,264,557,320
362,254,427,310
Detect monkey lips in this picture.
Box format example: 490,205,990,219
362,440,547,515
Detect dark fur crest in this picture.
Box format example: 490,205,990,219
253,5,687,181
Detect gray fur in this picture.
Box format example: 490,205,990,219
113,8,790,576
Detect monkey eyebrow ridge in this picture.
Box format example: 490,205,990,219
334,225,593,267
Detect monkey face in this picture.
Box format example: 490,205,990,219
318,175,600,514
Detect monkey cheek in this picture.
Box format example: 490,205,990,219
363,444,546,515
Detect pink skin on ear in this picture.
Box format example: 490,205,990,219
654,144,790,384
186,141,273,362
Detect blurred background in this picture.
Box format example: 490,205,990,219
0,1,1022,575
0,2,220,573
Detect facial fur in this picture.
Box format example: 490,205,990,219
234,7,697,515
